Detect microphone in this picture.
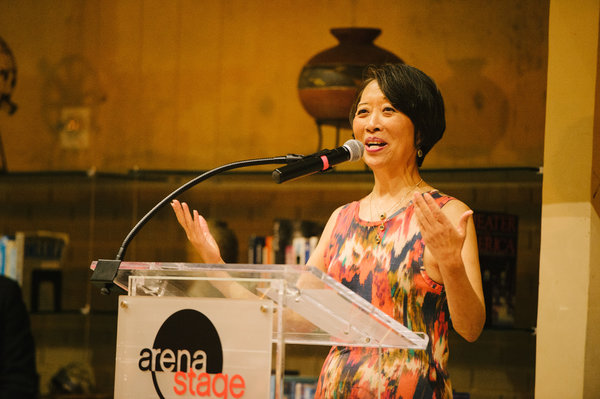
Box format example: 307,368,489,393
272,139,364,184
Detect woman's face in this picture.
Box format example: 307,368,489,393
352,80,416,171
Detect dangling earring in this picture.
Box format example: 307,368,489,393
417,148,423,158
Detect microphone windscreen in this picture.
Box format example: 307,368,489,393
343,139,364,162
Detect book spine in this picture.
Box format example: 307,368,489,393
0,236,6,275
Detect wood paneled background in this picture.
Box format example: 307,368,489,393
0,0,548,172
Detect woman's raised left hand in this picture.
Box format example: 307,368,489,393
412,192,472,274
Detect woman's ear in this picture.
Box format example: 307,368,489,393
414,130,422,149
414,130,425,167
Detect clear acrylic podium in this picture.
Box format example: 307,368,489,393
92,261,429,398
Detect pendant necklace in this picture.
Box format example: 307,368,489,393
369,179,423,244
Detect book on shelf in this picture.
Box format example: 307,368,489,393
248,235,266,264
249,219,323,265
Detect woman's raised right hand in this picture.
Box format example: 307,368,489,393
170,199,224,264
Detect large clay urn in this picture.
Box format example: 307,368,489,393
298,28,402,128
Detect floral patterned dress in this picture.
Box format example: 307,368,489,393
314,191,454,399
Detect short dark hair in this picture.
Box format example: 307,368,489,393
349,64,445,167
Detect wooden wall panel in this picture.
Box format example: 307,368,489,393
0,0,549,172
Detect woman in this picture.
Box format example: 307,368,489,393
172,63,485,398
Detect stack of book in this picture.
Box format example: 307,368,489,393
248,219,323,265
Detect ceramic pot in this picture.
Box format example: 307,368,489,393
297,28,402,127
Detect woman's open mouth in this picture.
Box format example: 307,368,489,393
365,138,388,152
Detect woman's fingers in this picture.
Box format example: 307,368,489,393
412,192,469,256
170,199,224,264
171,200,200,240
413,192,445,231
181,202,195,230
172,200,215,240
196,212,212,241
171,199,186,226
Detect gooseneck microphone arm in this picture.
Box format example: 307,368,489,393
91,154,301,294
116,155,301,261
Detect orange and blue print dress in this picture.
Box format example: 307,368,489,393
314,191,454,399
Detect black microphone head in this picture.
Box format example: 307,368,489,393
343,139,364,162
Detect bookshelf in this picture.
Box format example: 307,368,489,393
0,167,542,397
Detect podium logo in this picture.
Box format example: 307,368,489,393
138,309,246,398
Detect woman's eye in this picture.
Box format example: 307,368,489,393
383,106,396,113
356,108,368,115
